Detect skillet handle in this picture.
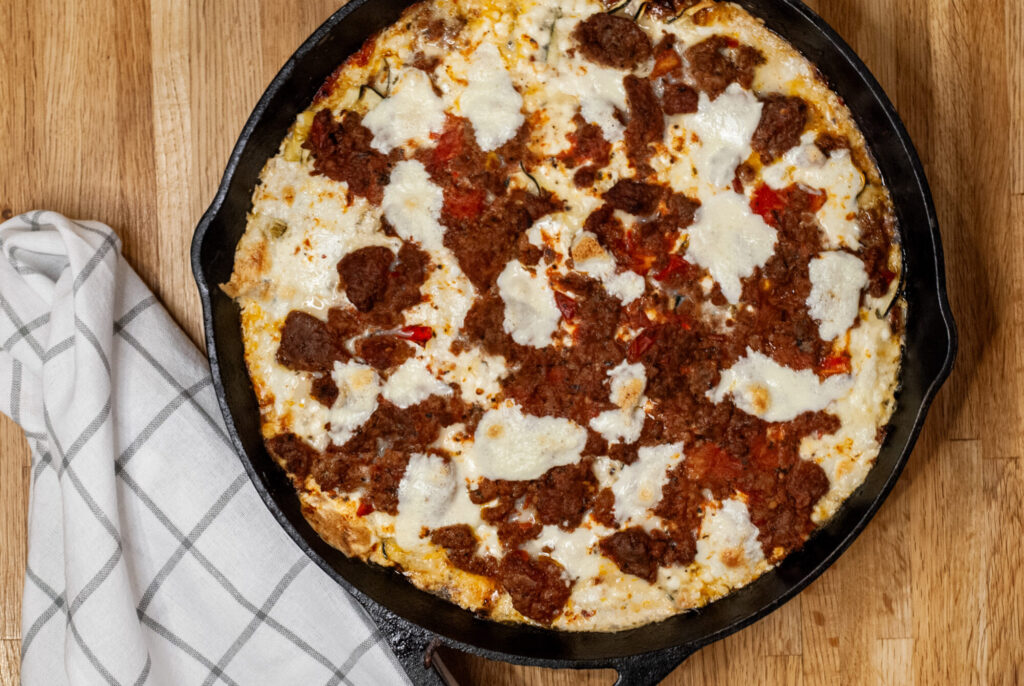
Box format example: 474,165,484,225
611,644,697,686
355,594,454,685
379,622,451,685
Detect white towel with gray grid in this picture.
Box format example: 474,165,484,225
0,211,410,686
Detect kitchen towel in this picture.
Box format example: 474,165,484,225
0,211,410,686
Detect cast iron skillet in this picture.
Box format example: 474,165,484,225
191,1,956,683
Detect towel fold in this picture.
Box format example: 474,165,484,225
0,211,408,686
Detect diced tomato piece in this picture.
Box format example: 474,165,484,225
650,48,683,79
685,442,743,490
554,291,577,321
654,254,694,282
431,116,465,166
397,325,433,346
749,432,784,470
805,187,827,213
443,186,485,221
620,231,654,276
356,501,374,517
627,330,657,362
750,184,786,223
629,253,657,276
751,183,827,226
819,352,852,377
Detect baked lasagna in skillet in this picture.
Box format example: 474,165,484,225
224,0,903,630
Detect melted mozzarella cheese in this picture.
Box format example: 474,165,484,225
607,443,684,526
394,450,498,552
589,361,648,444
382,357,453,408
683,83,764,188
382,160,446,253
363,69,447,153
523,524,609,580
572,232,646,305
807,251,868,341
590,407,645,445
456,43,524,151
496,260,562,347
802,313,901,522
250,160,396,312
552,59,629,141
685,189,777,303
695,498,765,588
394,453,458,548
606,271,646,303
439,347,508,404
326,361,381,445
470,403,587,481
709,348,852,422
527,215,576,257
608,361,647,407
403,255,476,336
761,133,865,248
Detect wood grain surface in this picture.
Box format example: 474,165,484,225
1,0,1021,683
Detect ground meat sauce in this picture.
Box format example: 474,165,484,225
685,36,765,98
661,81,700,115
651,36,700,115
354,335,415,372
624,75,665,174
814,131,850,155
430,525,497,577
497,551,573,624
752,94,809,162
277,239,429,378
310,375,340,407
363,449,411,515
267,432,319,482
560,114,612,169
501,277,627,425
337,246,394,312
342,396,473,456
599,527,680,583
572,14,653,70
857,204,898,298
560,114,613,187
531,460,599,530
422,115,536,226
277,311,349,372
367,242,431,327
304,109,394,204
444,186,561,290
603,179,665,216
742,184,834,371
591,488,617,528
415,10,467,47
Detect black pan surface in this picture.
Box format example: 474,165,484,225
191,1,956,683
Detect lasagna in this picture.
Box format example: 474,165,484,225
224,0,903,630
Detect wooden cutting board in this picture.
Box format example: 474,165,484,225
1,0,1021,683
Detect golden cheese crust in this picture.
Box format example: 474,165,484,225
227,0,903,631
